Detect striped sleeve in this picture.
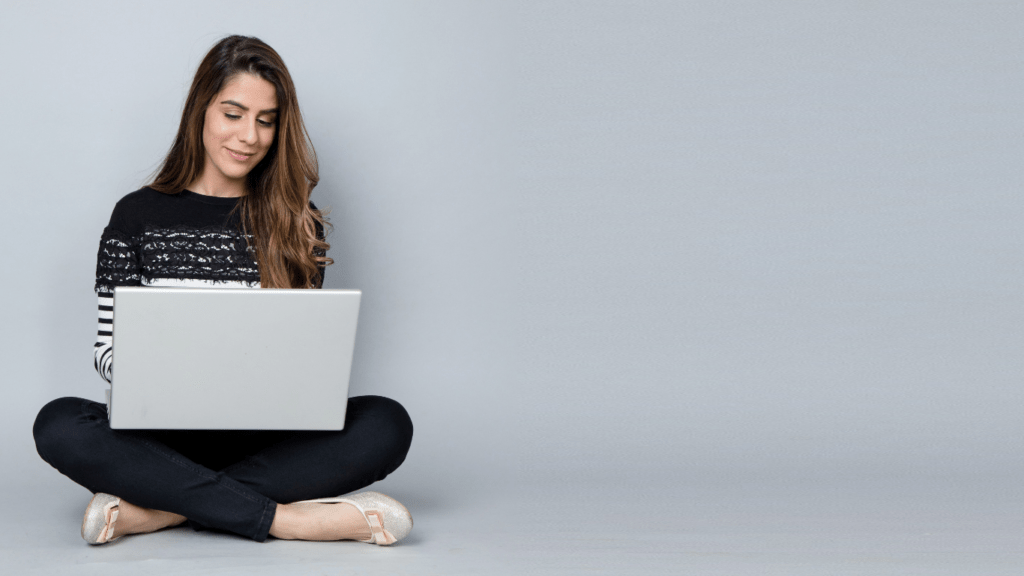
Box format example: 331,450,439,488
94,291,114,384
94,227,142,384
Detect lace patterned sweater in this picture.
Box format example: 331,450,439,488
94,187,322,384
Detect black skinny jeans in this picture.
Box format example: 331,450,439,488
33,395,413,542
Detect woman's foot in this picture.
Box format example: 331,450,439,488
82,494,187,544
269,492,412,545
115,500,187,537
270,501,373,541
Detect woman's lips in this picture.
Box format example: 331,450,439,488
227,149,252,161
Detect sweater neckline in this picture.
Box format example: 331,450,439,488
179,190,243,206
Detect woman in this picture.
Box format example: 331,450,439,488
32,35,414,546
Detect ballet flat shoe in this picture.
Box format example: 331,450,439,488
296,491,413,545
82,493,122,545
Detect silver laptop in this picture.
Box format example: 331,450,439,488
109,287,361,430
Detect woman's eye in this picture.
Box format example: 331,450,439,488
225,113,241,120
258,119,275,128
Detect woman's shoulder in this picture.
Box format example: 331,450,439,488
113,186,173,207
105,187,170,234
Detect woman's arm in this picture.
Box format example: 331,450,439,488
93,224,142,384
94,292,115,383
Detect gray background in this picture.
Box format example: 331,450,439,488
2,0,1023,574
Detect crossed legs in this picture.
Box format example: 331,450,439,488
33,395,413,542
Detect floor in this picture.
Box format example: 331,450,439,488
5,468,1023,575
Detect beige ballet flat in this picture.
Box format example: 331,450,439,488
82,493,122,545
295,491,413,545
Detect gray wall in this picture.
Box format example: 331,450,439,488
3,1,1022,498
514,1,1024,491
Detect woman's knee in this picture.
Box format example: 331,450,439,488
33,397,92,466
350,395,413,460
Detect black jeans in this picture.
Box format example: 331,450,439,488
33,395,413,542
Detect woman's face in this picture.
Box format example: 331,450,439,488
200,73,278,191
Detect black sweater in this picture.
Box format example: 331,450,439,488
94,187,321,384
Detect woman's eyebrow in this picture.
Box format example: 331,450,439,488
220,100,279,114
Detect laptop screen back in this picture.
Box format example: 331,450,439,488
110,287,360,430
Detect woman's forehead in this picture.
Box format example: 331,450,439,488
215,73,278,113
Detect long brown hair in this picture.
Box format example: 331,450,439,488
150,35,331,288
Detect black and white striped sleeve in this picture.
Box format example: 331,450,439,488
94,228,142,384
94,292,115,383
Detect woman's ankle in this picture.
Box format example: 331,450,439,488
269,502,371,541
114,500,187,536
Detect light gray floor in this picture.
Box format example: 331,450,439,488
6,464,1023,575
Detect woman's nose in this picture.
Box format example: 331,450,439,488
239,120,258,145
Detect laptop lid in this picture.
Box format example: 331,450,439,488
109,287,360,430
